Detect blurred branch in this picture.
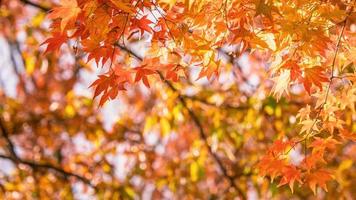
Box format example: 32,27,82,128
158,72,246,199
19,0,50,12
0,154,96,188
217,48,257,90
7,39,39,94
0,117,18,159
181,94,249,111
116,43,246,199
0,116,97,190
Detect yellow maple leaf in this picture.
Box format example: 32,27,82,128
271,70,290,100
299,119,319,135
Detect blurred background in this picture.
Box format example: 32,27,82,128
0,0,355,199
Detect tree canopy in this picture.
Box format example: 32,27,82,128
0,0,355,199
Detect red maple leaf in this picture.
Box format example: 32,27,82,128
282,60,302,81
41,32,67,54
130,15,153,37
89,72,127,106
134,66,156,88
302,66,329,94
305,169,333,194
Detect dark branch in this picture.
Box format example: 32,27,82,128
0,117,19,159
157,72,246,199
115,43,143,61
181,95,249,111
0,154,95,188
116,44,246,198
19,0,50,12
217,48,257,90
0,116,96,189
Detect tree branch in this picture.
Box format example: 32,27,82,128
217,48,256,90
116,44,246,198
158,72,246,198
0,116,97,189
0,154,96,188
181,95,250,111
0,117,19,159
19,0,50,12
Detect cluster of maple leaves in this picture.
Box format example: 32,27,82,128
43,0,356,195
43,0,189,106
258,138,338,194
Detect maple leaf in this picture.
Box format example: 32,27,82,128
268,139,295,155
257,156,287,181
313,36,332,57
309,137,340,153
134,66,156,88
90,72,127,106
130,15,153,37
296,105,311,121
41,32,67,53
157,0,178,9
302,67,329,94
271,70,290,100
339,129,356,142
152,19,168,42
278,165,302,193
165,64,186,82
301,151,325,171
254,0,280,20
90,74,112,99
282,60,301,81
87,47,113,66
114,65,133,83
110,0,136,14
299,119,319,135
340,86,356,112
82,37,113,65
305,169,333,194
322,116,345,134
48,0,81,32
196,59,220,81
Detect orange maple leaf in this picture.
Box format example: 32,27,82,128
41,32,67,53
282,60,302,81
278,165,302,193
268,139,295,155
302,66,329,94
134,66,155,88
301,151,326,171
130,15,153,37
339,129,356,142
309,137,340,153
90,72,127,106
48,0,81,32
305,169,333,194
257,156,286,181
110,0,135,14
166,64,186,82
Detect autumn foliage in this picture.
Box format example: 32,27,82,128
0,0,355,199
